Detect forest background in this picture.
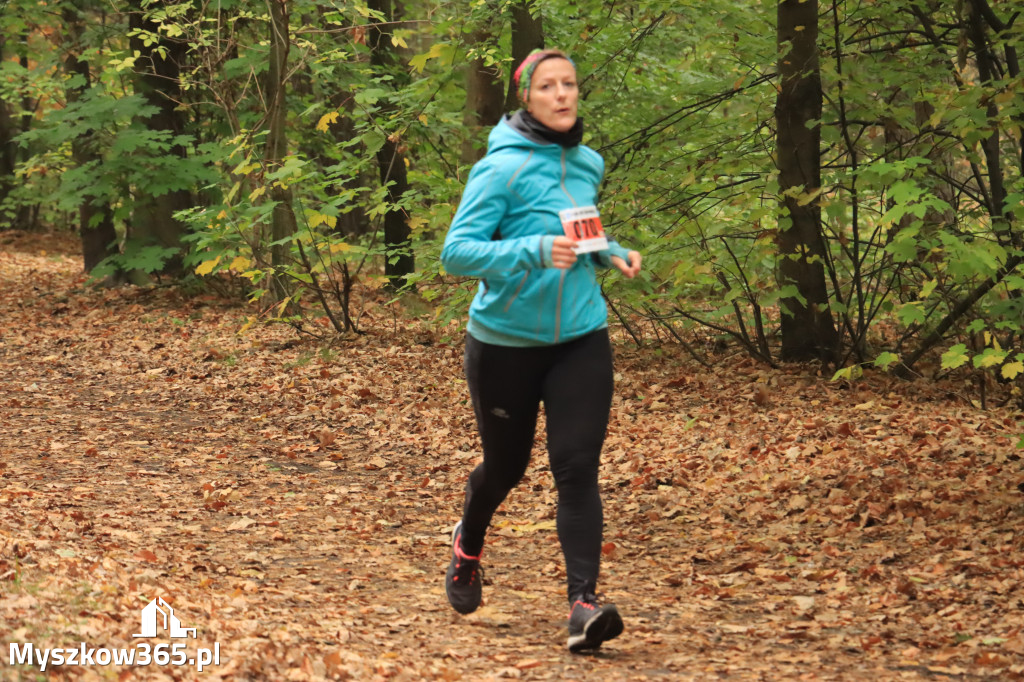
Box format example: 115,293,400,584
0,0,1021,379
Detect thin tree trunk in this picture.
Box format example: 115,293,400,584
966,0,1014,243
328,97,371,238
882,94,957,286
367,0,414,289
899,0,1021,373
0,31,37,230
266,0,298,302
504,1,544,112
0,34,16,222
462,17,505,163
63,4,118,274
127,0,192,276
16,42,34,229
311,0,370,237
775,0,838,362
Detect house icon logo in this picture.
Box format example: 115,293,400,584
132,597,197,639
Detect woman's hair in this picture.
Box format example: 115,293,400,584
512,48,576,104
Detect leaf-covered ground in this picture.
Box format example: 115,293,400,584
2,231,1023,681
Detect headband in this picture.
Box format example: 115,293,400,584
513,49,576,104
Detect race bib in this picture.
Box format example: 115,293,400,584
559,205,609,254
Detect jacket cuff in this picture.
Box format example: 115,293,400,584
595,242,632,268
539,235,556,268
609,242,631,262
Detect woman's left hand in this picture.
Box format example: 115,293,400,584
611,251,642,279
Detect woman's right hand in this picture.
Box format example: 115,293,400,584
551,236,578,269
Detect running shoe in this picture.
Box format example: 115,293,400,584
567,595,623,652
445,521,483,614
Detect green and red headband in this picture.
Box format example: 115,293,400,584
513,49,576,104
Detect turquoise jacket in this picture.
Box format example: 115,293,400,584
441,115,632,346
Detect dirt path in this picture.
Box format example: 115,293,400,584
2,233,1023,681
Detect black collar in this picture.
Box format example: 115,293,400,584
507,110,584,148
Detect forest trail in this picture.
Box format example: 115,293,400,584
1,232,1023,681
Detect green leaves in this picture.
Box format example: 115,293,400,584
873,352,899,370
1005,361,1024,381
408,43,456,74
354,88,389,106
973,348,1008,370
360,131,386,157
91,245,182,281
941,345,970,371
896,303,926,327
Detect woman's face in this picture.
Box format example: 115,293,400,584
526,58,578,133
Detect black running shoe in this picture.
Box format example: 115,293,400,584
445,522,483,614
567,596,623,653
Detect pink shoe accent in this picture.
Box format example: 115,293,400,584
454,532,481,561
572,600,597,613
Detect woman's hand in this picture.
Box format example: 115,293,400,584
611,251,642,279
551,236,579,269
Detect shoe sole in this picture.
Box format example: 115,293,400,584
567,605,624,653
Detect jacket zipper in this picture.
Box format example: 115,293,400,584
555,149,574,343
554,270,566,343
559,150,578,208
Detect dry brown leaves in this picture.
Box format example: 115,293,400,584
1,231,1023,681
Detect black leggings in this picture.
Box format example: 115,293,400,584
459,328,613,604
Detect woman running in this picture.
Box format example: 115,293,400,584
440,48,642,653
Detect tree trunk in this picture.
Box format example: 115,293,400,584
504,1,544,112
368,0,414,289
16,43,35,229
315,1,370,238
266,0,298,302
775,0,838,362
328,97,371,238
966,0,1013,241
63,4,118,274
0,31,37,230
461,18,505,163
882,95,957,253
127,0,192,276
0,34,16,223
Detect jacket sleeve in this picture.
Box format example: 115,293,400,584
441,158,555,278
